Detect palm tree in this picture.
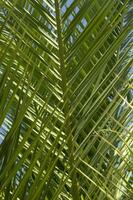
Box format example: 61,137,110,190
0,0,132,199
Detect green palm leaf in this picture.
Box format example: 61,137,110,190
0,0,132,199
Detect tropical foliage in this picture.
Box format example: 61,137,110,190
0,0,133,199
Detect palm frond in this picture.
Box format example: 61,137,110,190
0,0,132,200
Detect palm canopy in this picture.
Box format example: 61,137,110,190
0,0,132,199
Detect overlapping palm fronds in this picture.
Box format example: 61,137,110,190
0,0,132,199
